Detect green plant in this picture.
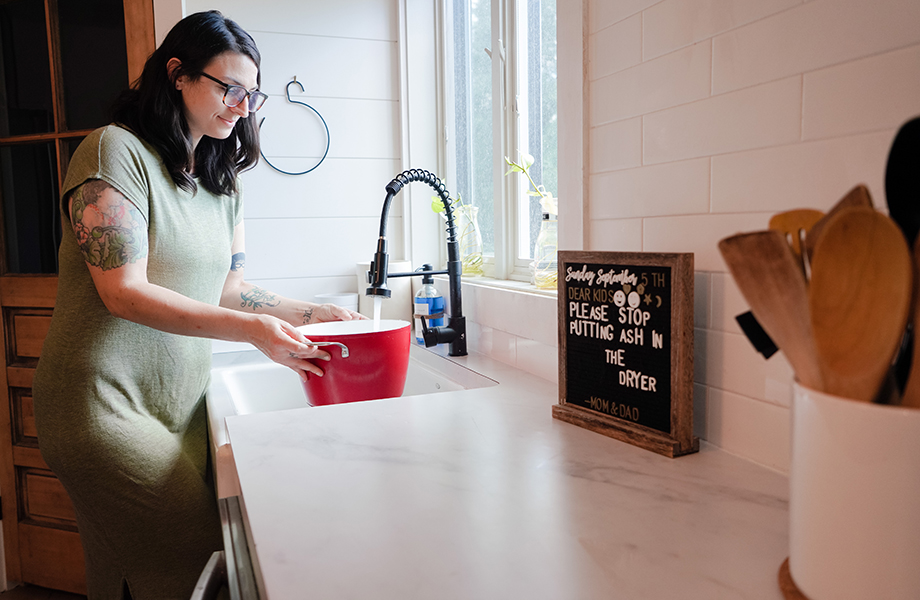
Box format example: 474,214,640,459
430,192,484,276
504,151,557,215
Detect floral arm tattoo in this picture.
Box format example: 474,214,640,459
71,180,147,270
240,286,281,310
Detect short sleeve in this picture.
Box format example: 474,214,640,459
61,126,160,224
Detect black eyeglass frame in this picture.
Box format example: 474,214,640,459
199,72,268,112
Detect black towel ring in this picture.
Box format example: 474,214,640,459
258,77,330,175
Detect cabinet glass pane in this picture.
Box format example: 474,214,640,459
59,0,128,131
0,0,54,136
0,143,60,274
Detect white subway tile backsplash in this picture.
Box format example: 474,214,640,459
693,383,708,440
643,0,801,61
590,118,643,174
588,218,643,252
588,0,661,34
589,41,712,125
803,44,920,141
643,76,802,164
589,158,711,219
516,339,559,384
712,0,920,94
697,328,795,406
694,272,710,330
710,130,893,214
705,387,791,472
581,0,918,465
479,326,518,367
589,14,642,80
464,283,558,348
642,212,773,271
710,272,749,335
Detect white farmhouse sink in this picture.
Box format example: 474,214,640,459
207,344,498,497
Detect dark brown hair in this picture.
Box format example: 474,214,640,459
112,10,261,196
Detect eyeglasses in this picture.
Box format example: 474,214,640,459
199,72,268,112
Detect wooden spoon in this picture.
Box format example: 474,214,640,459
808,207,912,402
718,230,823,390
804,184,873,261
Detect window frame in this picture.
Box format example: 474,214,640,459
438,0,554,283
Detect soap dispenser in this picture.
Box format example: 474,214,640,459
414,264,445,344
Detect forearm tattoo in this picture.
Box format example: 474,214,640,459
71,180,147,270
230,252,245,271
240,286,281,310
301,308,315,324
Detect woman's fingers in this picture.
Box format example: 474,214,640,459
314,303,368,322
288,343,330,361
291,358,325,379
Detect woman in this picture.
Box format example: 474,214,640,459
32,11,358,599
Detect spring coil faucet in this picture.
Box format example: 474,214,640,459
366,169,467,356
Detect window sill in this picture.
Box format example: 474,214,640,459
433,275,558,298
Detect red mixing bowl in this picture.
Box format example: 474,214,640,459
297,319,411,406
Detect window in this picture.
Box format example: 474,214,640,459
443,0,557,282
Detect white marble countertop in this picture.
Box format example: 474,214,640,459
224,348,789,599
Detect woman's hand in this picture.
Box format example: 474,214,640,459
246,314,332,380
306,303,367,324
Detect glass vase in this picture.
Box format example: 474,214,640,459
531,213,557,289
456,205,483,277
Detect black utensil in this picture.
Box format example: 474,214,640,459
886,116,920,247
885,115,920,393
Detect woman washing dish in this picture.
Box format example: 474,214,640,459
32,11,360,599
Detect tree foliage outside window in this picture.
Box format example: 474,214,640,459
446,0,557,279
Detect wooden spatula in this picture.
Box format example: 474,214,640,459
769,209,824,258
808,207,912,402
804,184,873,261
719,230,823,390
769,208,825,277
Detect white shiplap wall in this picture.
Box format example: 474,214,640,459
184,0,410,303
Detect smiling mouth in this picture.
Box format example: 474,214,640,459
219,117,237,126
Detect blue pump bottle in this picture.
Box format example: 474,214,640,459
414,264,445,344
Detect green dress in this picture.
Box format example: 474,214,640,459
33,125,243,599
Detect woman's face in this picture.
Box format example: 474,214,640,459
175,51,259,148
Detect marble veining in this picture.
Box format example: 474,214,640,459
225,350,788,599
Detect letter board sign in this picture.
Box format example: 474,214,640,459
553,251,698,457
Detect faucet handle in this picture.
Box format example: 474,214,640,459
419,314,439,348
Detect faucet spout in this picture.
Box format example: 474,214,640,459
367,169,467,356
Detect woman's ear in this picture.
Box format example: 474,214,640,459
166,58,183,89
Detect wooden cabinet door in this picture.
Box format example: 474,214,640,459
0,275,86,594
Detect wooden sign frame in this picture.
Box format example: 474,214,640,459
553,251,698,458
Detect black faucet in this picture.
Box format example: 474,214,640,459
366,169,467,357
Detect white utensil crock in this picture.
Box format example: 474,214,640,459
789,383,920,599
